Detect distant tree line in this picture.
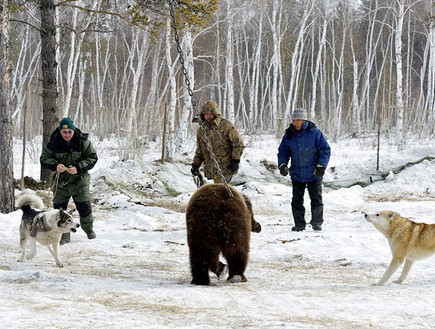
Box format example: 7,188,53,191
8,0,435,154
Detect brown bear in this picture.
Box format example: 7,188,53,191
185,183,262,285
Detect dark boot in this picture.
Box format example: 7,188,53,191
78,212,95,239
60,233,71,245
85,229,96,239
308,180,324,230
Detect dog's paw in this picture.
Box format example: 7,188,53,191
56,262,64,268
227,275,247,283
372,282,385,286
216,262,228,279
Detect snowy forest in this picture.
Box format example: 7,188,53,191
1,0,435,211
6,0,435,142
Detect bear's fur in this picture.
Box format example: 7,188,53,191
186,184,262,285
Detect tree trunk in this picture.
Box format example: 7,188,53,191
284,1,313,122
270,0,280,132
39,0,59,183
165,18,177,160
224,0,235,121
0,0,14,213
394,0,405,151
176,29,194,154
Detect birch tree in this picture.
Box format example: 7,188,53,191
165,18,177,159
0,0,14,212
39,0,59,183
393,0,405,151
428,7,435,135
246,8,263,132
269,0,282,131
127,28,150,159
89,28,113,137
224,0,235,121
11,21,40,123
175,29,195,153
309,3,329,121
60,2,100,117
284,0,315,121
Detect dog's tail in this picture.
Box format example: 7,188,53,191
16,193,45,210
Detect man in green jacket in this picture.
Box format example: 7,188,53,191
191,101,245,183
40,117,98,244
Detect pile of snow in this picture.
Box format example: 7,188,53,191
1,134,434,328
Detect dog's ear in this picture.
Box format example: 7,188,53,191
69,208,76,215
387,211,399,220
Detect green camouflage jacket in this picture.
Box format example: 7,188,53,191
193,106,244,180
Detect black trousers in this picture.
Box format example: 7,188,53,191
291,180,324,228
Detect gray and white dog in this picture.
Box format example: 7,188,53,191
16,193,80,267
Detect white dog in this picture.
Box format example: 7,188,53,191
16,194,80,267
365,210,435,285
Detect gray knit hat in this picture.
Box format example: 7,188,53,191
291,108,307,120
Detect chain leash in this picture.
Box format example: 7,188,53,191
52,172,60,200
168,0,197,117
168,0,233,197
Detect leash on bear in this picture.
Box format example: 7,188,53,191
168,0,233,196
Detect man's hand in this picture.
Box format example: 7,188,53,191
57,164,67,173
66,166,78,175
279,164,289,176
314,165,325,177
227,160,240,173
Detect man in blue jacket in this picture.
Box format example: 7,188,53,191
277,108,331,231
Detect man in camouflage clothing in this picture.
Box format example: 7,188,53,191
191,101,245,183
40,117,98,244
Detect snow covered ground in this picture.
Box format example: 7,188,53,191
1,134,434,329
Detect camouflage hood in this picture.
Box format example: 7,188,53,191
200,101,222,123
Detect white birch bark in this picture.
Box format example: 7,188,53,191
249,10,263,132
145,37,165,110
175,29,194,153
62,8,79,117
62,3,99,117
270,0,281,131
351,60,360,135
75,52,87,126
117,28,151,160
93,31,111,110
11,23,40,120
394,0,405,151
310,10,328,120
225,0,235,121
333,17,347,141
424,7,435,134
165,18,177,160
284,1,315,122
360,0,384,125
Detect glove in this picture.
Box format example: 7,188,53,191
314,165,325,177
279,164,289,176
191,164,200,176
227,160,240,173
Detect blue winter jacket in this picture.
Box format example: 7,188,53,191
277,121,331,182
